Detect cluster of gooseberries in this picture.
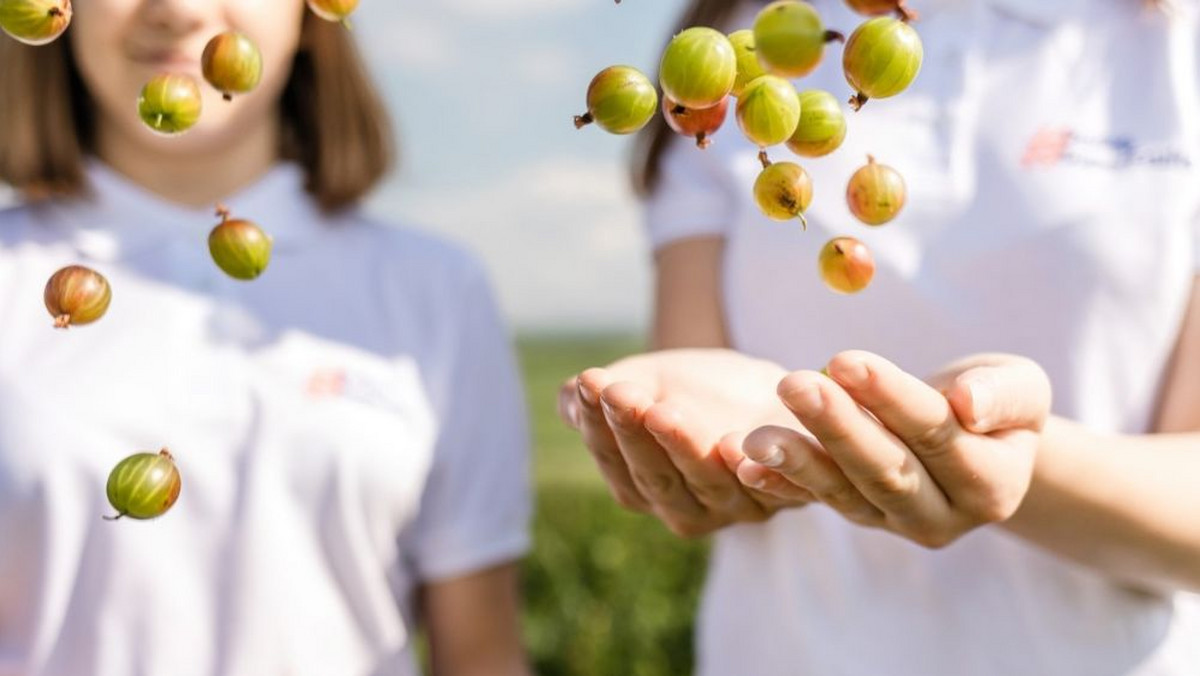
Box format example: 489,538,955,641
1,0,358,519
577,0,923,295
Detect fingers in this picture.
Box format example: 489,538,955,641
575,369,650,512
599,381,707,523
776,369,951,520
713,431,816,509
558,376,581,428
946,360,1052,435
739,425,883,525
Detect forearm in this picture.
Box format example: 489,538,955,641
1003,416,1200,592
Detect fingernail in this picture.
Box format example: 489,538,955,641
784,381,824,416
967,381,991,428
566,400,581,428
832,358,869,387
737,461,768,489
578,381,599,406
748,444,786,469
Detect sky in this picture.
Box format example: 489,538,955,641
351,0,690,333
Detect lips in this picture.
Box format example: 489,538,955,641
127,46,200,71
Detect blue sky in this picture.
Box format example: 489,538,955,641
353,0,691,332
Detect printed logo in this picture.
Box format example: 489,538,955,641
305,368,347,398
1021,127,1192,170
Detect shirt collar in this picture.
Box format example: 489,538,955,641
53,158,324,263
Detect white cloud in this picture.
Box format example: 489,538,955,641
366,157,651,331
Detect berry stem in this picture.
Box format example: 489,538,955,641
671,104,687,116
48,7,62,16
824,30,845,44
758,150,772,169
53,314,71,329
102,512,125,521
222,92,233,102
573,112,594,129
896,1,920,22
797,212,808,231
849,91,869,111
695,133,712,149
214,204,231,223
341,18,353,31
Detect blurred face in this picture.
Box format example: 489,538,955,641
69,0,306,154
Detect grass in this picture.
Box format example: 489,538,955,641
515,333,711,676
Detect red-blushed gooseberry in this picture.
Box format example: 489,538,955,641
845,0,919,21
306,0,357,26
736,75,801,148
753,155,812,227
663,95,729,149
201,31,262,102
137,74,202,135
44,264,111,329
787,89,847,158
574,65,657,135
728,29,767,98
843,16,923,110
208,204,273,280
818,236,875,293
0,0,70,46
847,154,906,225
659,27,737,110
104,448,182,521
753,0,843,79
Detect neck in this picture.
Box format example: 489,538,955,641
93,114,282,209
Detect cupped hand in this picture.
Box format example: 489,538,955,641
557,349,815,537
727,351,1052,547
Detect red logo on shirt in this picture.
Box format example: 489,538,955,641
1021,128,1072,168
305,368,347,398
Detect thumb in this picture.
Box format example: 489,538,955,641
946,358,1052,435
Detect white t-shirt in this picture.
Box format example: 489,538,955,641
647,0,1200,674
0,161,531,676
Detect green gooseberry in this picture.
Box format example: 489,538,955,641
201,31,263,101
105,448,182,521
659,26,737,110
736,75,801,148
208,205,273,280
787,89,847,158
728,29,767,98
843,17,923,110
574,65,658,135
0,0,70,46
754,159,812,227
137,74,203,135
753,0,842,79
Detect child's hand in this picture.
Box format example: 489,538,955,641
726,351,1052,547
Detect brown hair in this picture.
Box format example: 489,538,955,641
0,11,393,211
632,0,1170,198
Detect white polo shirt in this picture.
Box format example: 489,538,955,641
647,0,1200,674
0,161,531,676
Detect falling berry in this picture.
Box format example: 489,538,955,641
663,95,729,149
818,236,875,293
208,204,272,280
574,65,658,135
137,73,202,135
787,89,846,158
0,0,70,46
659,27,737,110
201,31,263,101
754,155,812,226
753,0,843,79
728,29,767,98
843,17,923,110
44,264,111,329
846,154,906,225
306,0,358,25
736,75,801,148
104,448,182,521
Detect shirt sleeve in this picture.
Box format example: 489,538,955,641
642,129,740,252
408,263,532,582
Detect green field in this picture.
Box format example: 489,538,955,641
516,334,711,676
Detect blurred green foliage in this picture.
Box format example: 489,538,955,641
516,335,711,676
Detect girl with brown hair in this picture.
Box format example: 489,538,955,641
563,0,1200,674
0,3,532,675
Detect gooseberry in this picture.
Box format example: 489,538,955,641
787,89,846,158
44,264,111,329
753,0,842,79
659,27,737,110
104,448,182,521
137,73,202,135
208,204,272,280
736,75,801,148
846,154,906,225
728,29,767,98
818,236,875,293
753,155,812,227
574,65,657,135
843,17,923,110
201,31,262,101
845,0,919,21
306,0,357,25
663,95,729,149
0,0,70,46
